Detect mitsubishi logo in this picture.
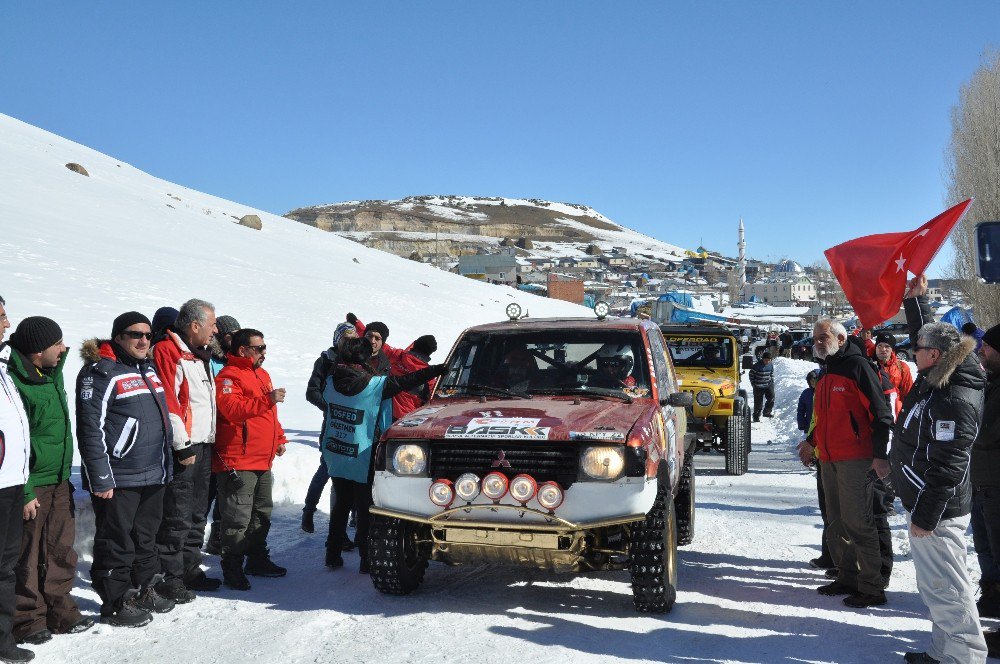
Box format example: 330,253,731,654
491,450,512,468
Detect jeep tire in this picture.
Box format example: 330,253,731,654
629,481,678,613
675,452,695,546
724,410,750,476
369,513,429,595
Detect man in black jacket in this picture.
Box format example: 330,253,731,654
76,312,176,628
890,275,987,664
749,353,774,422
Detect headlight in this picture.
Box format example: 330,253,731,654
580,446,625,480
696,389,715,407
391,444,427,475
455,473,481,502
536,481,564,510
509,474,537,503
482,472,509,500
429,480,454,508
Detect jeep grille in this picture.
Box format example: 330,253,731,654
429,442,579,488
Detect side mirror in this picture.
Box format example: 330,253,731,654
664,391,693,408
741,355,754,370
977,222,1000,284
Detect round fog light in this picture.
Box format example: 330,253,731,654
695,389,714,407
536,481,564,510
509,474,537,503
482,472,509,500
429,480,454,508
455,473,481,502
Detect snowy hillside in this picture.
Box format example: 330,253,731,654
0,114,981,664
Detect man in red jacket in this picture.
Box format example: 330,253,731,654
213,328,287,591
388,335,439,420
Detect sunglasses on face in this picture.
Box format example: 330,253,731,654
248,344,267,353
122,331,152,340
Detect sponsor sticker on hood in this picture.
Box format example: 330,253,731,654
445,417,550,440
569,431,626,442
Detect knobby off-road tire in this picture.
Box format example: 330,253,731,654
675,452,696,546
725,411,750,476
629,482,678,613
368,513,429,595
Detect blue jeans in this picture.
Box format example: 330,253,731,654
304,455,333,514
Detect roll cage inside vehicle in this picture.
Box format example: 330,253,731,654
660,323,752,476
368,315,695,613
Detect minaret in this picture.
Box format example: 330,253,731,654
738,217,747,300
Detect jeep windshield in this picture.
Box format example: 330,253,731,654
663,335,734,369
438,329,651,399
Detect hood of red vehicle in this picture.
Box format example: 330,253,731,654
384,396,652,442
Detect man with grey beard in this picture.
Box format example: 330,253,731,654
798,317,893,609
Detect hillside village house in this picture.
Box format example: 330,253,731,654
457,252,520,286
740,275,817,305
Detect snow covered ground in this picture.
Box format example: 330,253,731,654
0,114,986,663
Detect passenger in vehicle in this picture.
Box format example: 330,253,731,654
493,347,538,392
587,344,636,390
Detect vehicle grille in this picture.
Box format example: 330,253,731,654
429,442,579,488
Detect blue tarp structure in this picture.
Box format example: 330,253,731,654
630,292,695,317
940,306,974,330
669,306,729,323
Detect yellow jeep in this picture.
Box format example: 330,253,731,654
659,324,752,475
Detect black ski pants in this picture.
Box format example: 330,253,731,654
328,477,372,563
157,443,212,582
0,484,24,652
752,385,774,419
90,484,164,612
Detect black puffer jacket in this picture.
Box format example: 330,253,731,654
890,297,986,530
306,347,338,412
971,372,1000,488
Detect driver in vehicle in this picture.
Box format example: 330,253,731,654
494,347,537,392
587,344,637,390
703,344,721,363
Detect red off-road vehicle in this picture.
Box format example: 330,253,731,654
368,311,695,612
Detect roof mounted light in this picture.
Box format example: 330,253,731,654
594,301,610,320
506,303,522,321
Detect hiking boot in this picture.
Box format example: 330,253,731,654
903,653,939,664
753,416,761,423
17,630,50,645
222,556,251,590
817,581,853,596
138,582,176,614
326,549,344,569
301,509,316,534
808,556,835,570
155,577,195,604
246,554,287,578
843,591,886,608
101,589,153,627
0,644,34,663
185,570,222,592
824,567,840,579
64,617,95,634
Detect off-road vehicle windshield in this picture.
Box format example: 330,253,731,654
665,335,734,369
439,329,651,399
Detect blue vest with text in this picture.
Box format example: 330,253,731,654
321,375,392,483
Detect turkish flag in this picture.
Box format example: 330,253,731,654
823,199,972,329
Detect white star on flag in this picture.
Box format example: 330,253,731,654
895,254,907,273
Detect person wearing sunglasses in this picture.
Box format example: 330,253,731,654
75,311,174,628
213,328,288,591
891,274,988,664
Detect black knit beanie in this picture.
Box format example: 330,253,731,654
366,321,389,342
983,324,1000,353
112,311,152,339
9,316,63,355
412,334,437,357
874,333,895,348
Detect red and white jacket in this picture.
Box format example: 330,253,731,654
153,329,216,452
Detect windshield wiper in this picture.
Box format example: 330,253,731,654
438,383,533,400
531,386,633,404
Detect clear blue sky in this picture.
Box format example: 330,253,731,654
3,2,998,274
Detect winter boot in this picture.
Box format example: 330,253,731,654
245,552,287,578
808,556,835,570
816,581,853,596
17,630,51,645
0,644,34,663
65,617,95,634
222,555,251,591
155,576,195,604
185,570,222,592
301,508,316,534
978,581,1000,619
326,548,344,569
824,567,840,579
138,575,176,614
101,589,153,627
843,591,887,608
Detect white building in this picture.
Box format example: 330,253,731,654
739,275,816,305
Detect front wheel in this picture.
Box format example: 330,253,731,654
896,350,910,361
675,452,696,546
725,412,750,476
629,482,678,613
368,514,430,595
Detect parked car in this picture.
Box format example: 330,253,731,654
791,336,815,361
894,337,913,361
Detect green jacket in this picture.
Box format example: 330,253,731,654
7,348,73,503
